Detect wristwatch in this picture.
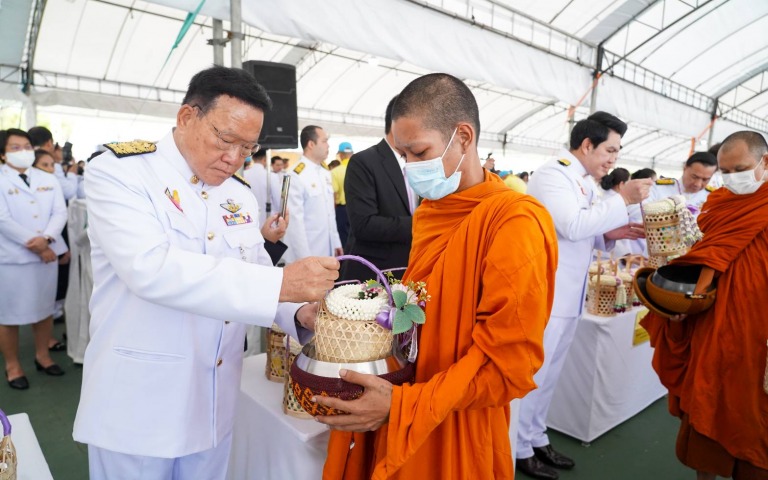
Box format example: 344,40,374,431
44,235,54,244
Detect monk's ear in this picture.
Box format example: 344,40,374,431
456,123,474,152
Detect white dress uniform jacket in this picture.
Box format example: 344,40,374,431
73,132,306,458
54,162,78,201
282,156,341,262
0,164,68,263
243,162,281,225
526,150,629,317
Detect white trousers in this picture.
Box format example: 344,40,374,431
88,432,233,480
516,315,579,459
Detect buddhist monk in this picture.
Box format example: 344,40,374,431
313,73,558,479
641,130,768,480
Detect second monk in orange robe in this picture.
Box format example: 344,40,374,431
315,73,558,479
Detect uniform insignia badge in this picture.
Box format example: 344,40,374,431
656,178,675,185
321,161,330,171
165,187,183,212
36,186,54,192
220,198,242,213
293,162,306,174
705,185,716,192
558,159,571,166
103,140,157,158
8,188,19,195
222,212,253,226
231,173,250,188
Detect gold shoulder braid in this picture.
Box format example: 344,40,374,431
705,185,716,192
103,140,157,158
231,172,250,188
293,162,306,174
656,178,676,185
557,159,571,167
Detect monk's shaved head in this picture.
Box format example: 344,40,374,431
392,73,480,142
720,131,768,162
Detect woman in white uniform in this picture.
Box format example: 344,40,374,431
599,168,633,257
0,129,68,390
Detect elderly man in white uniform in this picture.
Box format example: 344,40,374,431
647,151,718,215
0,128,68,390
72,66,340,480
282,125,343,263
516,112,653,480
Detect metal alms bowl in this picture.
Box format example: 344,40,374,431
293,343,407,378
650,264,711,295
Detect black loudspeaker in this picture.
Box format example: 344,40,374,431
242,60,298,149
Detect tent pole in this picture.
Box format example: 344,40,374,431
212,19,224,66
230,0,243,68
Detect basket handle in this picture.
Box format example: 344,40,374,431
336,255,394,307
0,408,10,437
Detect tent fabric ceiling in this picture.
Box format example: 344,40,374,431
0,0,765,169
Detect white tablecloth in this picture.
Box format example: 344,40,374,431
228,355,524,478
546,307,667,442
6,413,54,480
64,199,92,364
227,354,329,480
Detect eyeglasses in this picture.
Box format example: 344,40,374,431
191,105,261,158
6,144,33,153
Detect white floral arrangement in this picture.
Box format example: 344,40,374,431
325,283,389,321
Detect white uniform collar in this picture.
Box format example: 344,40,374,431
301,155,323,170
159,131,197,187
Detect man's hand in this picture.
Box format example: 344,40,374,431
669,314,688,322
26,236,49,254
39,248,57,263
280,256,339,303
619,178,653,205
605,222,646,241
314,369,392,432
482,157,496,171
261,212,288,243
58,251,71,265
296,303,319,331
334,247,344,257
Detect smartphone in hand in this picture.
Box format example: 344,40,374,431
279,175,291,218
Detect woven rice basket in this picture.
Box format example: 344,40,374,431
0,409,16,480
586,252,627,317
282,336,312,419
265,324,287,382
647,254,669,269
314,299,393,363
643,196,688,257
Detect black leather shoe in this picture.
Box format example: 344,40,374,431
533,445,575,470
7,375,29,390
34,360,65,376
516,456,559,480
48,341,66,352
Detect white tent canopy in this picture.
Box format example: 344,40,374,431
0,0,766,173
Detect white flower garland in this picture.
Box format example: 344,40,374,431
325,284,389,322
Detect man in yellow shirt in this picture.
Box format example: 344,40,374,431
331,141,354,247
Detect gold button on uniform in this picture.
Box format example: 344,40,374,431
201,191,208,200
207,232,215,240
190,175,199,184
217,358,223,367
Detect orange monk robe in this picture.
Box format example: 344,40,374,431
641,184,768,470
323,170,558,479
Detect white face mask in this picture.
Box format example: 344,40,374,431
721,161,766,195
403,128,465,201
5,150,35,170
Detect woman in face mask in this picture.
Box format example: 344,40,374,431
0,128,69,390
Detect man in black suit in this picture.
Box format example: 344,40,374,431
341,96,414,281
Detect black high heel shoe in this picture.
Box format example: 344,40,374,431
34,360,65,376
6,373,29,390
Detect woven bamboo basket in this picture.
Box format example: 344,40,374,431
314,256,395,363
642,196,689,257
586,252,627,317
0,408,16,480
647,254,668,269
282,337,312,419
619,255,645,307
265,324,288,382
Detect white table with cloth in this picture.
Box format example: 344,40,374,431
546,307,668,443
228,354,525,478
64,199,93,364
6,413,54,480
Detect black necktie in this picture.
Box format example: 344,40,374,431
19,173,29,187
